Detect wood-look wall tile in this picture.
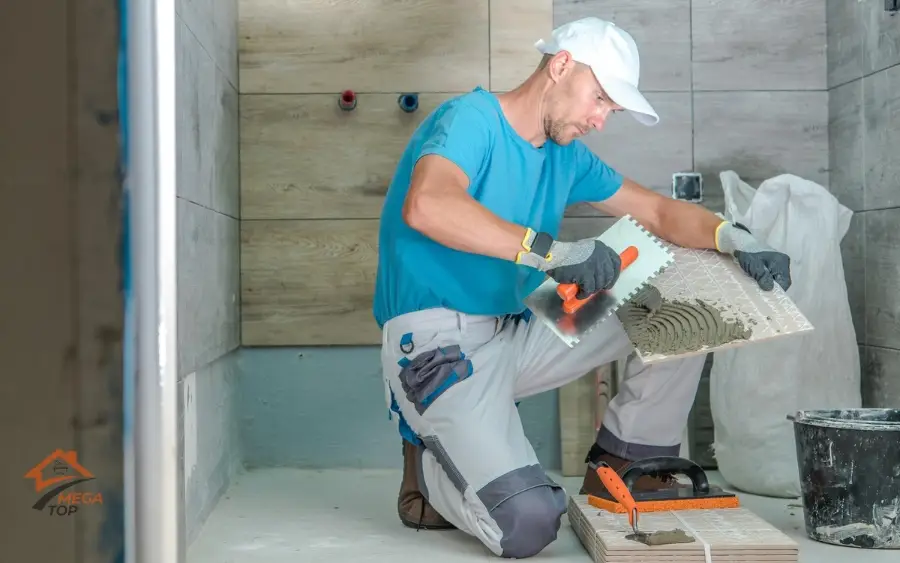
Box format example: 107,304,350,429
554,0,691,91
240,219,382,346
692,0,826,91
239,93,455,219
491,0,553,91
238,0,489,93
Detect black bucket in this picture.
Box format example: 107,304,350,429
790,408,900,549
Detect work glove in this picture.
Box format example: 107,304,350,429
516,228,621,298
715,221,792,292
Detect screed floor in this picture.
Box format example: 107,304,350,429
187,467,897,563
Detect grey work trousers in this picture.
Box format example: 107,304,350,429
381,307,705,558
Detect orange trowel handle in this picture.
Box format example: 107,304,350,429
594,462,639,531
557,245,639,314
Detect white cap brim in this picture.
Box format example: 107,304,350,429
591,72,659,126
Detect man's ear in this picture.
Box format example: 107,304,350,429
547,51,575,83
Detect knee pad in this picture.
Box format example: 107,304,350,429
477,466,567,559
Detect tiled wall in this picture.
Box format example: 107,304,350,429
557,0,828,214
235,0,830,473
827,0,900,407
175,0,243,552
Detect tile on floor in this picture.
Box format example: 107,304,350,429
187,468,900,563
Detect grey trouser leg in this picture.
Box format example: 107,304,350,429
381,307,704,557
509,309,706,459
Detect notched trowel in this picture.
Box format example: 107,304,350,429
524,215,674,347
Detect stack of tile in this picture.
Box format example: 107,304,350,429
568,495,799,562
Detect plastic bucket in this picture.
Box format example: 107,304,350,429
790,408,900,549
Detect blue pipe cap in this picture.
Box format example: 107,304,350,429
398,93,419,113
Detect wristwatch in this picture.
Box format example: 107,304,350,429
516,228,554,266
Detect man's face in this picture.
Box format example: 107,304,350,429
543,55,624,145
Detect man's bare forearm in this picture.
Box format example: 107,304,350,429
654,198,724,250
403,184,528,262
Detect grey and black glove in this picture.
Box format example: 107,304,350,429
516,228,621,298
716,221,792,292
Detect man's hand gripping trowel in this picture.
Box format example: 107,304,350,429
524,215,674,347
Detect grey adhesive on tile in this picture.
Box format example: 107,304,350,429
617,292,751,356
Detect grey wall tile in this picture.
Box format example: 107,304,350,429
862,0,900,75
865,208,900,350
827,0,864,87
692,0,827,91
214,0,239,90
694,91,829,213
863,62,900,210
211,69,240,219
581,92,692,194
828,79,865,211
177,16,215,209
841,211,866,344
183,351,244,545
554,0,691,91
863,345,900,407
177,199,241,378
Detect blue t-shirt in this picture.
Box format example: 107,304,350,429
372,87,623,328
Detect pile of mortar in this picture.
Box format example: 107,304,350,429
615,285,751,356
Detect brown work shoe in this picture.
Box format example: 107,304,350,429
579,444,685,496
398,440,456,530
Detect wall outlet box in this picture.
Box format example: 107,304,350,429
672,172,703,203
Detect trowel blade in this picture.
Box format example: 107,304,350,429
626,528,695,546
524,215,674,347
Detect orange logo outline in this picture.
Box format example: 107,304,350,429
24,449,95,492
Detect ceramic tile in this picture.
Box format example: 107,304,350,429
826,0,864,87
863,345,900,407
692,0,826,90
862,0,900,75
841,211,866,344
633,235,813,365
828,79,865,211
177,199,241,377
865,207,900,349
693,91,828,214
580,92,692,196
554,0,691,91
863,62,900,210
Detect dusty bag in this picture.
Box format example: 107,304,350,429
709,171,861,497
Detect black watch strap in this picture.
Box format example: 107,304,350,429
530,231,554,259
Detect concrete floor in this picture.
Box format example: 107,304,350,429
187,467,897,563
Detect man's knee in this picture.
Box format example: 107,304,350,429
478,465,567,558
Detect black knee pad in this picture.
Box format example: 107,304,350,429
477,465,567,558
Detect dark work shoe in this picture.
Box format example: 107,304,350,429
579,443,685,496
398,440,456,531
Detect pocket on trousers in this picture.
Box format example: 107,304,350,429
398,344,473,415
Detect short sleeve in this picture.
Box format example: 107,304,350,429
416,100,491,186
566,140,624,205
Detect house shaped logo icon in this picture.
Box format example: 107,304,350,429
24,449,101,514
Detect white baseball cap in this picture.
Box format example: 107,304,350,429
535,17,659,126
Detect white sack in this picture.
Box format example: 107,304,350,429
709,171,861,498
